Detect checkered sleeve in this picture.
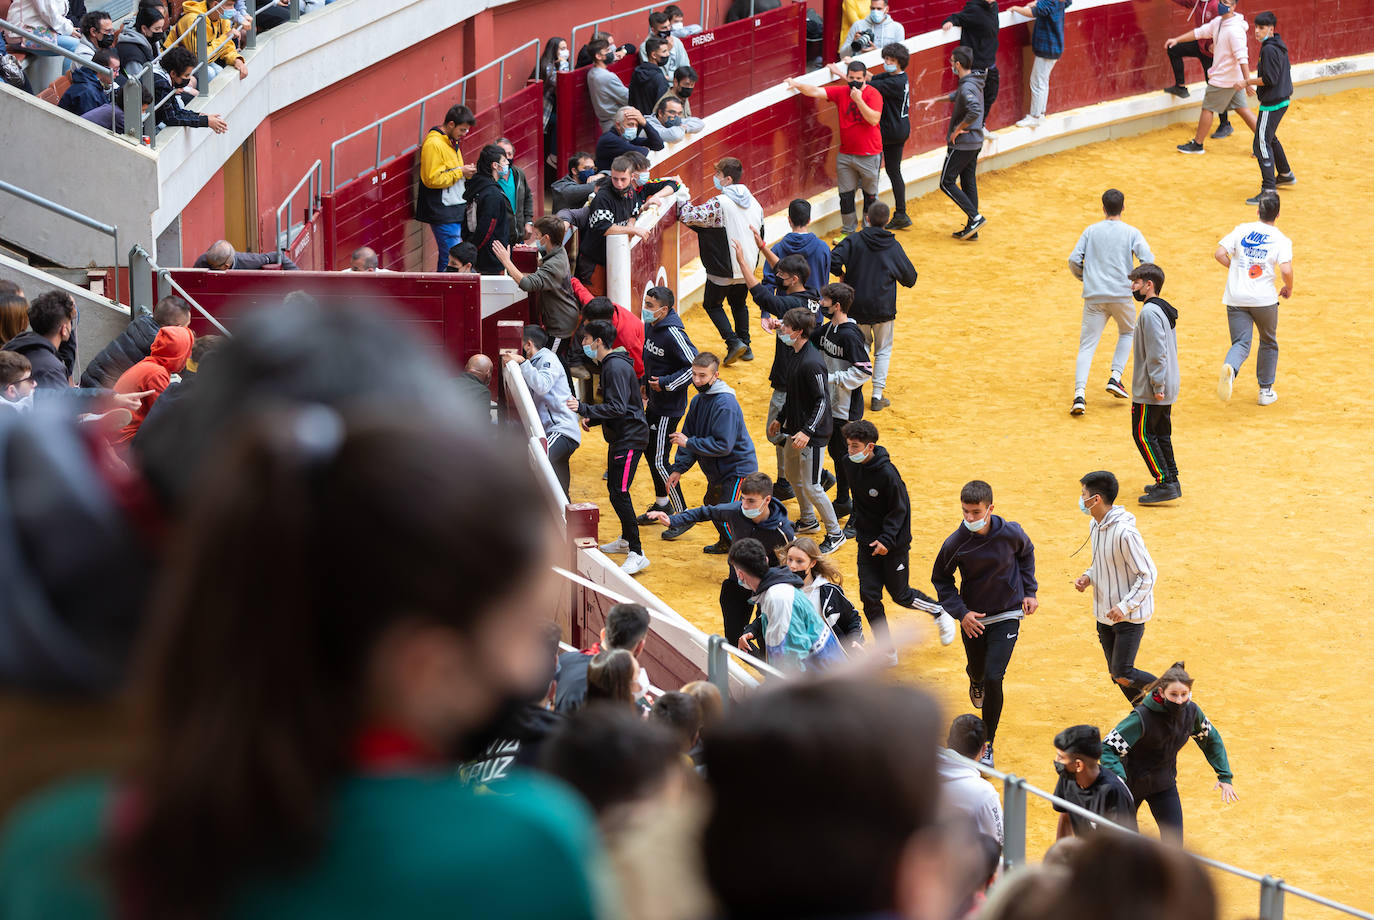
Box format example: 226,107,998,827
1100,711,1142,782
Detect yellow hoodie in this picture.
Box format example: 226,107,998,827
165,0,240,67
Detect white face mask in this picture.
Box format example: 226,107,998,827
558,47,570,61
963,513,989,532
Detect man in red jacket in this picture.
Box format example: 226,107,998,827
571,278,646,377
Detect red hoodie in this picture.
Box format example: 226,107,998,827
113,325,194,443
571,277,645,377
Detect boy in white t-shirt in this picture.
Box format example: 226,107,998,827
1215,191,1293,406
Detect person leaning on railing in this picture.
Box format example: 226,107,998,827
193,239,299,270
152,45,229,133
115,5,164,77
164,0,246,82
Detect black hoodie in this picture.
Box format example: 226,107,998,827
946,0,1000,69
847,445,912,550
1256,33,1292,107
464,173,512,275
578,348,650,450
747,282,821,390
829,226,919,324
2,332,69,392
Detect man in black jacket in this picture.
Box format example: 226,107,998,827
638,286,697,527
194,240,300,271
769,308,845,554
1,292,77,393
942,0,1001,112
829,201,917,411
871,43,913,230
816,282,870,522
578,155,647,292
553,152,599,212
569,319,651,576
554,603,651,713
1245,12,1295,202
629,38,672,115
80,295,191,389
843,420,955,666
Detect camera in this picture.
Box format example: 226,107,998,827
851,30,873,54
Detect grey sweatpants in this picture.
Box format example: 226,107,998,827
1224,304,1279,388
785,440,840,536
766,388,787,479
1076,300,1136,393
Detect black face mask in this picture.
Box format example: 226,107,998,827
1132,288,1148,302
97,33,115,48
849,80,865,91
1159,697,1186,715
1053,760,1069,777
151,30,167,45
677,85,694,98
693,380,713,393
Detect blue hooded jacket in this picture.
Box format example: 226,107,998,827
668,495,792,558
642,308,697,417
669,379,757,484
58,67,111,117
761,231,832,293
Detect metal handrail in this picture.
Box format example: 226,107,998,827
160,273,231,335
0,17,140,140
274,159,321,266
569,0,706,56
0,179,121,307
327,38,541,192
129,244,231,335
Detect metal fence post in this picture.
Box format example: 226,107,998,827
243,8,256,48
1001,775,1028,870
119,78,141,139
156,267,173,303
289,0,301,22
130,246,153,314
194,14,208,97
139,67,157,142
111,229,121,306
1259,876,1286,920
707,635,731,712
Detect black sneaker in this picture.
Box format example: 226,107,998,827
740,346,754,362
870,395,891,411
1142,479,1183,496
955,215,986,239
1106,377,1129,399
1210,122,1234,139
723,339,748,365
886,212,913,231
1275,172,1297,186
702,540,731,554
661,521,694,540
1138,481,1181,504
636,502,669,525
819,531,847,554
843,522,856,540
1070,395,1086,416
1163,84,1189,98
832,500,853,519
969,680,985,709
772,478,795,501
1176,140,1205,154
793,516,822,534
820,469,836,492
1245,191,1267,205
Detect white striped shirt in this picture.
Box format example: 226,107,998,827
1084,506,1157,624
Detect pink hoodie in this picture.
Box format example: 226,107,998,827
1194,13,1249,88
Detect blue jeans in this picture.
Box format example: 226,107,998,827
430,221,462,271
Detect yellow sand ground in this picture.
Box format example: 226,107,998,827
569,88,1374,917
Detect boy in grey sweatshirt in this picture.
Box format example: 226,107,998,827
1127,263,1181,505
1067,189,1153,415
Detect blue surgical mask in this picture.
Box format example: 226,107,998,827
964,514,989,532
537,243,548,257
883,61,899,73
869,9,886,22
577,167,596,182
635,171,650,187
712,175,724,191
848,450,868,463
1217,1,1230,12
1078,496,1092,515
582,344,599,360
777,332,795,347
737,575,751,589
499,164,510,179
741,505,763,519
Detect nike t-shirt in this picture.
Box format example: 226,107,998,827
1219,221,1293,307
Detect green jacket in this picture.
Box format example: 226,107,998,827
1102,694,1233,796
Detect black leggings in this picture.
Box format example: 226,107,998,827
703,280,750,348
882,141,907,216
1137,785,1184,842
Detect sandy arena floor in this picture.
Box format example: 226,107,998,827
567,88,1374,916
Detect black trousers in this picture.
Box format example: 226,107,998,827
607,445,644,554
881,141,907,216
1096,620,1156,702
547,432,578,500
254,0,291,32
1135,785,1184,842
826,425,851,504
646,411,685,511
1254,105,1291,189
703,475,745,544
1168,41,1230,124
939,147,980,220
979,65,1000,113
856,543,943,646
961,615,1021,742
1131,402,1178,486
703,280,750,348
720,575,754,644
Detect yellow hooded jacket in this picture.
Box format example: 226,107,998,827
165,0,241,67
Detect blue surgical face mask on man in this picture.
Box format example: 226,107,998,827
777,332,795,347
635,171,650,187
498,163,510,179
1078,496,1092,515
582,344,599,360
741,504,763,519
869,8,886,22
883,61,899,73
1217,1,1231,12
848,448,868,463
577,167,596,183
964,513,989,532
713,175,725,191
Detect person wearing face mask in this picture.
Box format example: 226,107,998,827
813,283,868,524
116,6,164,77
869,43,913,229
594,106,664,172
916,46,986,239
640,11,690,80
664,5,701,37
1101,662,1237,842
586,37,632,132
656,353,759,550
2,291,80,392
931,479,1038,769
1126,263,1181,504
491,217,581,376
787,62,883,237
1162,0,1234,142
1073,470,1159,702
1050,725,1137,838
733,538,844,671
537,37,571,174
629,37,673,121
553,153,599,211
59,47,120,117
647,95,702,144
577,155,650,294
0,352,37,413
73,9,114,60
648,472,791,643
624,151,681,210
503,324,581,498
784,537,864,650
840,0,905,55
463,144,514,276
1166,0,1257,154
656,65,699,120
637,286,697,525
153,46,229,133
493,137,533,243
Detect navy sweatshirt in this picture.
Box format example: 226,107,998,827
670,380,758,483
578,349,650,450
748,283,821,390
643,309,697,416
761,232,832,293
847,446,912,551
931,515,1038,619
779,341,832,440
829,227,918,324
668,498,794,557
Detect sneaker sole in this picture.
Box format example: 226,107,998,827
1177,147,1205,154
1070,404,1085,416
1105,382,1129,399
794,521,822,534
723,343,748,365
1217,365,1234,402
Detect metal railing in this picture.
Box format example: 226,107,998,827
131,0,235,146
327,38,541,192
0,179,121,306
569,0,706,56
0,17,141,140
128,244,231,334
274,159,321,267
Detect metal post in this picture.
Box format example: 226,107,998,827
499,59,505,103
1001,775,1028,870
156,267,173,303
289,0,301,22
707,635,731,712
1259,877,1286,920
111,229,121,306
375,127,383,174
243,8,255,48
120,78,141,139
194,15,208,97
130,246,154,314
139,67,156,142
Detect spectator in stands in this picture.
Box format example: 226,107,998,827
0,289,29,345
537,37,571,174
345,246,381,271
1048,832,1218,920
135,333,224,438
0,403,608,918
759,199,829,291
73,8,114,60
586,648,641,707
541,703,688,820
629,37,671,115
417,104,477,272
917,46,987,240
165,0,248,82
194,239,300,270
650,691,702,758
842,0,905,55
664,5,700,37
1052,723,1137,837
0,352,37,412
80,81,152,132
658,65,699,120
595,105,664,171
787,61,883,237
943,0,1001,112
678,156,765,365
569,318,652,576
726,0,780,21
112,323,193,443
495,137,534,244
553,151,598,211
59,47,118,116
642,11,690,77
576,154,648,293
156,46,230,133
2,291,77,392
625,150,681,213
576,30,632,68
647,94,701,144
939,713,1005,842
493,216,580,368
116,5,165,76
638,285,698,522
733,537,843,671
680,680,722,733
871,43,913,229
456,353,494,417
463,144,513,275
587,37,631,132
504,324,580,497
8,0,81,88
81,294,191,388
446,240,477,273
1010,0,1069,127
830,201,917,411
554,603,651,713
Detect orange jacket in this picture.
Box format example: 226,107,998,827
113,325,193,443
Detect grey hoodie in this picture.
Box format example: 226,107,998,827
1131,296,1179,405
947,70,986,150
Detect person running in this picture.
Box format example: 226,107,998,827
931,480,1038,768
731,538,845,672
1245,12,1295,203
665,352,759,549
1074,470,1159,702
1052,724,1138,838
844,419,957,665
638,286,698,524
504,325,581,499
647,472,793,644
1067,189,1153,416
1101,662,1238,842
1215,192,1293,407
916,47,987,240
1127,263,1181,505
783,536,865,651
1166,0,1258,155
1163,0,1235,145
769,308,846,555
568,319,651,576
815,282,870,522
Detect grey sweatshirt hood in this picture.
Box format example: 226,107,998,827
721,183,757,209
702,379,736,397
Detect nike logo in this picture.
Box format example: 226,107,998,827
1006,632,1017,639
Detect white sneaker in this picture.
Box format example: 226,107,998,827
1015,114,1042,128
599,538,630,554
621,552,650,576
1217,364,1235,402
884,648,899,668
936,612,958,646
1258,387,1278,406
